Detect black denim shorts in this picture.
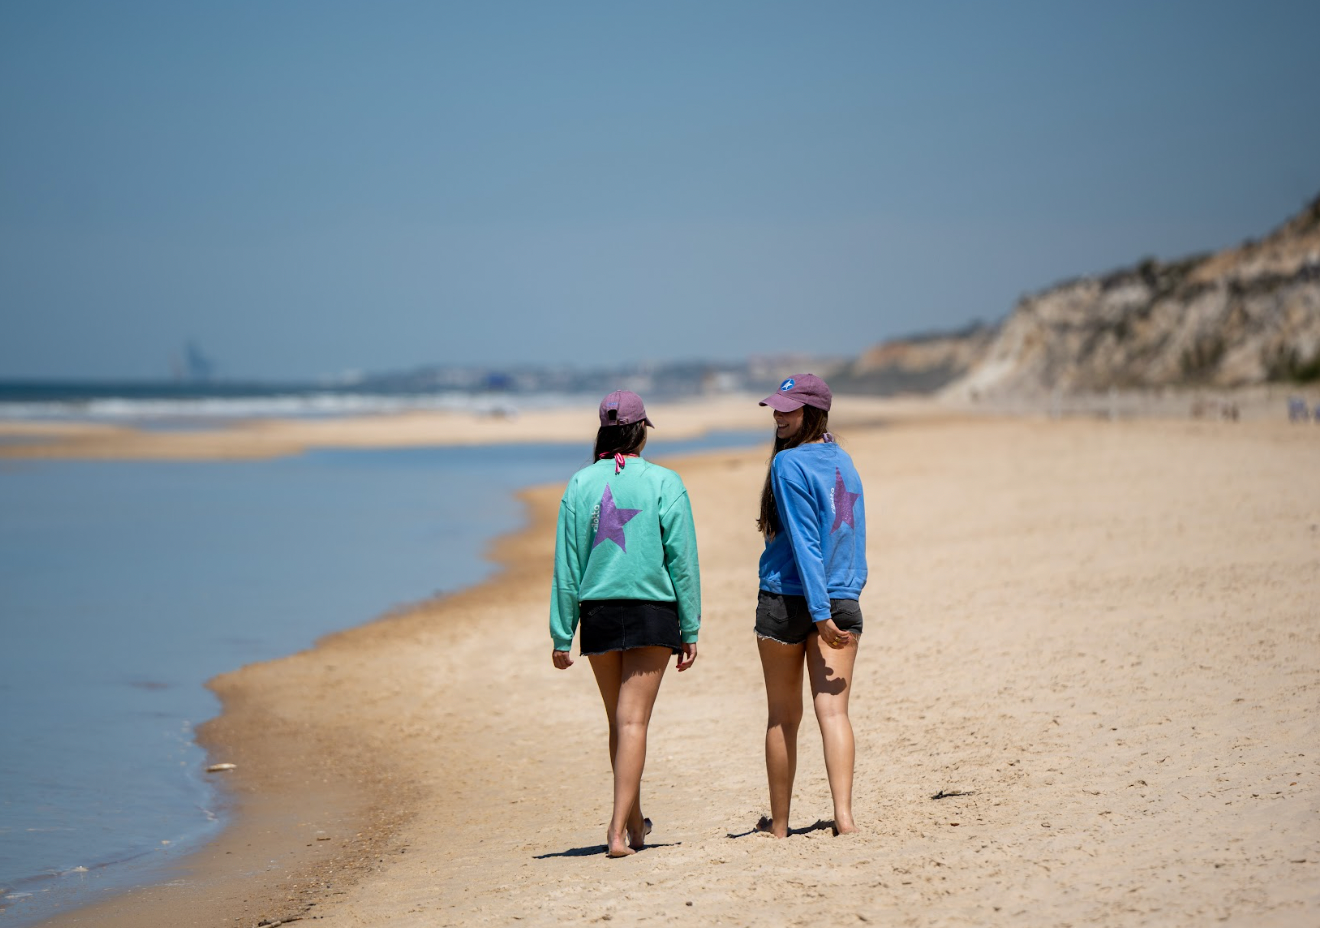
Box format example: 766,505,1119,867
754,590,863,645
579,599,682,655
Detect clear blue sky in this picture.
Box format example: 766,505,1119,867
2,1,1317,381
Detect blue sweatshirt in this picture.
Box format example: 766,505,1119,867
758,440,867,621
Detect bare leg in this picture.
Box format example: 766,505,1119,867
757,637,806,838
806,630,860,834
589,647,670,856
589,652,637,833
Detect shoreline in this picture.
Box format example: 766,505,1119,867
26,401,801,927
38,477,567,928
32,407,1320,927
7,397,829,925
0,393,916,462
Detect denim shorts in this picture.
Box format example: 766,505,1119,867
754,590,863,645
579,599,682,655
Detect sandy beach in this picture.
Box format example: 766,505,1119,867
32,400,1320,927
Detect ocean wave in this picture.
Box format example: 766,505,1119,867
0,391,592,423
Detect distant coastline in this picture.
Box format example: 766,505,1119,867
0,355,843,423
0,380,585,423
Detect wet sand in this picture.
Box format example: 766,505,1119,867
34,403,1320,927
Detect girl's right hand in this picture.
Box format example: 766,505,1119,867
552,649,573,669
816,618,851,649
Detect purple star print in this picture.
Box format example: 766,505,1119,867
831,468,860,533
593,484,642,551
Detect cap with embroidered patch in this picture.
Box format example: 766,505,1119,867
599,390,655,427
759,373,832,412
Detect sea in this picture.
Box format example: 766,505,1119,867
0,384,768,925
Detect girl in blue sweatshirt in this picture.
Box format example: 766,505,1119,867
754,374,866,838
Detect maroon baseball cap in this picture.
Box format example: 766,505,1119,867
759,373,832,412
599,390,655,427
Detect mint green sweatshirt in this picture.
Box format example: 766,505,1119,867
550,456,701,651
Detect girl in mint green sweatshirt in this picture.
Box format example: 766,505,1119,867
549,390,700,857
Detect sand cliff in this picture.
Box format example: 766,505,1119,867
839,195,1320,400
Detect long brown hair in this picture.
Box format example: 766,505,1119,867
593,421,647,462
757,405,830,538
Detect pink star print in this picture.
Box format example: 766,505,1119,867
831,468,860,533
593,484,642,551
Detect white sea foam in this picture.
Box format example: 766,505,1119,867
0,391,593,423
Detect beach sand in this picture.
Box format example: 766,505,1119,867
36,403,1320,927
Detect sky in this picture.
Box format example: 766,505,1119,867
2,1,1318,382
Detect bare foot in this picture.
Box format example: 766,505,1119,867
627,817,653,850
604,828,636,860
606,831,636,857
754,814,787,838
832,818,859,836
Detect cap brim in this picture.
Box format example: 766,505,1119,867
644,416,655,428
759,393,805,412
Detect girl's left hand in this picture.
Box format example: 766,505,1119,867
552,649,574,669
676,641,698,671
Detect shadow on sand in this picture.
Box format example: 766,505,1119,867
534,840,681,859
726,817,837,839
